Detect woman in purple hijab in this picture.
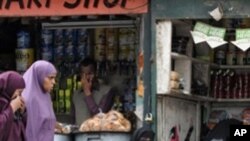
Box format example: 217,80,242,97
0,71,26,141
22,60,57,141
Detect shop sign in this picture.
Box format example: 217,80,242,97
206,26,227,49
190,22,210,44
231,29,250,51
0,0,148,16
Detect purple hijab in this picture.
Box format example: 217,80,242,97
22,60,57,141
0,71,26,141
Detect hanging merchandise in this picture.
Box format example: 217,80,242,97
106,28,118,62
190,22,227,48
41,29,53,62
231,29,250,51
16,31,34,72
54,29,64,65
119,28,131,75
54,45,64,65
64,29,77,62
206,26,227,49
94,28,106,78
190,22,210,44
127,28,136,62
54,29,64,46
119,28,129,61
77,28,89,60
94,28,106,61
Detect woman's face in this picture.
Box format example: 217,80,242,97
11,89,23,99
43,73,56,93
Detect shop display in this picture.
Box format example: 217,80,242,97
0,1,146,139
39,26,137,118
210,69,250,99
79,110,131,132
16,30,34,72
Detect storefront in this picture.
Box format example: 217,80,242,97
151,0,250,141
0,0,153,141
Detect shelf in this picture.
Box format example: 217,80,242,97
158,90,250,103
158,90,214,102
213,98,250,103
42,20,136,29
191,58,217,66
218,65,250,69
192,58,209,64
171,52,190,60
171,53,250,69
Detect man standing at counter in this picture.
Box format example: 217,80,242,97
70,58,117,126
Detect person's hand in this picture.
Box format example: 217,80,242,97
19,97,26,114
10,96,25,113
81,74,92,96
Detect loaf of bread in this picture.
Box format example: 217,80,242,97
79,110,131,132
170,71,180,81
170,80,180,89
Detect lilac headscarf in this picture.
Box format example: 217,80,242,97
0,71,26,141
22,60,57,141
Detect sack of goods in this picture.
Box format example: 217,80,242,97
79,110,131,132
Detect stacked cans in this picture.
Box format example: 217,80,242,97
94,28,106,61
54,29,65,64
106,28,118,62
76,28,89,61
64,29,77,63
41,28,86,64
118,28,136,61
41,29,53,62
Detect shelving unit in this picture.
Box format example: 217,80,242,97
158,90,214,102
156,19,250,141
159,90,250,103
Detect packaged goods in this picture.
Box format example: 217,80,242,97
17,31,30,48
41,29,53,45
15,48,34,72
54,29,64,46
94,28,106,44
77,29,89,60
79,110,131,132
